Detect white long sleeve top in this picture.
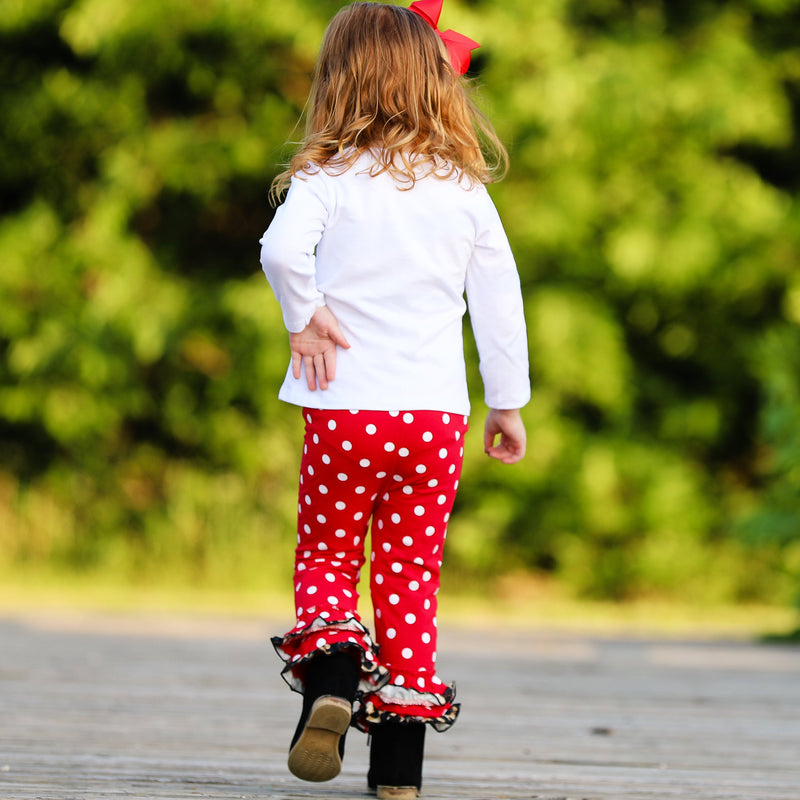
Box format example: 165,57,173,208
259,152,530,415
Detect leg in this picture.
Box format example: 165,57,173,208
367,410,467,728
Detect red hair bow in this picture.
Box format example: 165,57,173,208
410,0,480,75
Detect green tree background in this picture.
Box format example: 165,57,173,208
2,0,799,608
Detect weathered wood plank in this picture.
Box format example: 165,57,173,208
1,613,799,800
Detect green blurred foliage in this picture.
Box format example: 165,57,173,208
1,0,799,604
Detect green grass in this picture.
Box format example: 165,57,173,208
1,567,797,640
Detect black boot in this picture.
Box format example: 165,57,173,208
287,650,359,782
367,721,426,799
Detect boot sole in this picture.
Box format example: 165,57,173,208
287,695,352,782
377,787,420,800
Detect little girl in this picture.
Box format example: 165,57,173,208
259,2,530,797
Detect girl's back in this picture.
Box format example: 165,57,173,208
261,149,527,414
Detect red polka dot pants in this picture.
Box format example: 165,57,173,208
271,408,468,731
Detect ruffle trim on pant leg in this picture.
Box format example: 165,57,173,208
354,677,460,733
271,614,390,695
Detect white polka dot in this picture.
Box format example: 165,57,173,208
425,526,435,536
327,596,338,604
402,647,414,659
354,512,364,520
424,599,431,610
403,413,414,423
343,589,353,598
389,411,399,417
316,514,327,524
377,471,387,479
366,424,377,435
306,413,313,423
444,512,450,522
403,536,414,547
303,551,311,558
298,563,306,571
318,542,328,551
316,637,327,647
384,442,395,452
355,486,366,494
449,464,457,474
398,448,409,457
360,458,371,467
303,524,311,534
350,409,359,415
375,573,384,585
396,675,405,685
328,420,337,430
304,495,311,505
308,465,315,476
417,677,426,688
319,485,328,494
421,632,431,644
422,571,432,582
354,536,361,545
393,474,403,482
439,448,448,458
405,612,416,624
325,573,336,582
391,513,401,524
335,501,346,510
337,473,348,481
391,562,402,573
382,542,391,553
386,627,396,639
409,580,420,591
307,586,318,595
313,433,319,444
322,454,331,464
389,593,400,605
342,440,353,451
414,556,424,565
402,486,413,495
428,479,438,488
335,529,346,538
455,431,461,441
422,431,433,442
414,505,425,517
442,413,450,424
375,608,382,618
415,464,427,474
437,494,447,505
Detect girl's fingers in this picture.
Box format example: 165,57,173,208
304,355,317,391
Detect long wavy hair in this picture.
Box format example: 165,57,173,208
270,1,507,202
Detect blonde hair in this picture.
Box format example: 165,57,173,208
270,1,507,202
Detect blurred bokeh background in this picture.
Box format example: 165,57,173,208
2,0,799,632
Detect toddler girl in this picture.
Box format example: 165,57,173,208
259,2,530,797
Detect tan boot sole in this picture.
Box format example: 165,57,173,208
377,787,420,799
287,695,352,782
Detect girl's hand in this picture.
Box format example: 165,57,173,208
289,306,351,391
484,408,527,464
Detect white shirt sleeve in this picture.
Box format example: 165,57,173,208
465,190,531,410
259,172,328,333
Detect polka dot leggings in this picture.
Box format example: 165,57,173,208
271,408,468,731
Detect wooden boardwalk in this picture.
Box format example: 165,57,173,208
1,612,799,800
